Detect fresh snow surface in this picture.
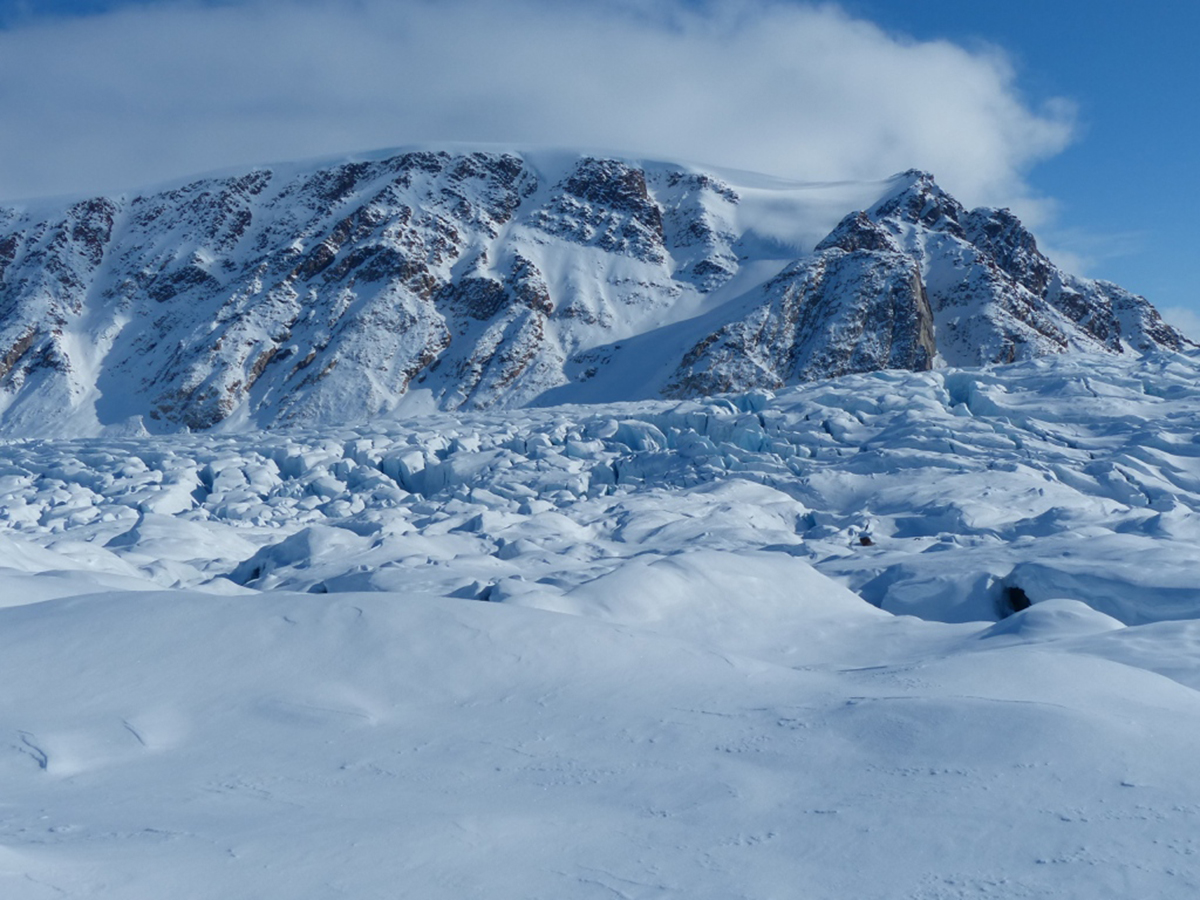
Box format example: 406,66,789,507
4,350,1200,897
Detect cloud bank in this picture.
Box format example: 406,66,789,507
0,0,1073,218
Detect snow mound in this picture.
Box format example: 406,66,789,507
2,586,1200,897
976,598,1125,644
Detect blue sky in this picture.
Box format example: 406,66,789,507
0,0,1195,324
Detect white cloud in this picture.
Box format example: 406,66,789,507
0,0,1074,220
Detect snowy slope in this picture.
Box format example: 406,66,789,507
3,351,1200,896
1,347,1200,895
0,149,1187,436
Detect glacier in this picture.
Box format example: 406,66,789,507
2,348,1200,896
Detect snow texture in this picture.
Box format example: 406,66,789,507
1,147,1197,897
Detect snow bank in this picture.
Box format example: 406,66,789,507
2,587,1199,897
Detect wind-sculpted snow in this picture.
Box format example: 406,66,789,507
5,352,1200,896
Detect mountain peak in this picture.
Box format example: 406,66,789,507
894,167,937,186
867,169,966,237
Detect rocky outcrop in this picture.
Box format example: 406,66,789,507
864,170,1189,363
668,168,1190,392
667,248,934,396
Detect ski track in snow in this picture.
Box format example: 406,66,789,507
2,350,1200,896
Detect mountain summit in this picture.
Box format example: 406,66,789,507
0,150,1187,436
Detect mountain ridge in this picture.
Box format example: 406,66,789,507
0,149,1188,436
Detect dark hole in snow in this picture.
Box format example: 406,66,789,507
1003,585,1031,614
858,534,874,546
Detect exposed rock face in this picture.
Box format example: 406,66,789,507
0,153,1189,435
533,157,666,263
667,248,934,396
668,169,1189,392
864,171,1187,363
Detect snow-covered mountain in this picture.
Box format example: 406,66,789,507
0,148,1187,436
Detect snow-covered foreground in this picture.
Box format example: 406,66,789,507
4,350,1200,896
8,588,1200,899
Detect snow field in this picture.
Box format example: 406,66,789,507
5,588,1200,897
3,350,1200,895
